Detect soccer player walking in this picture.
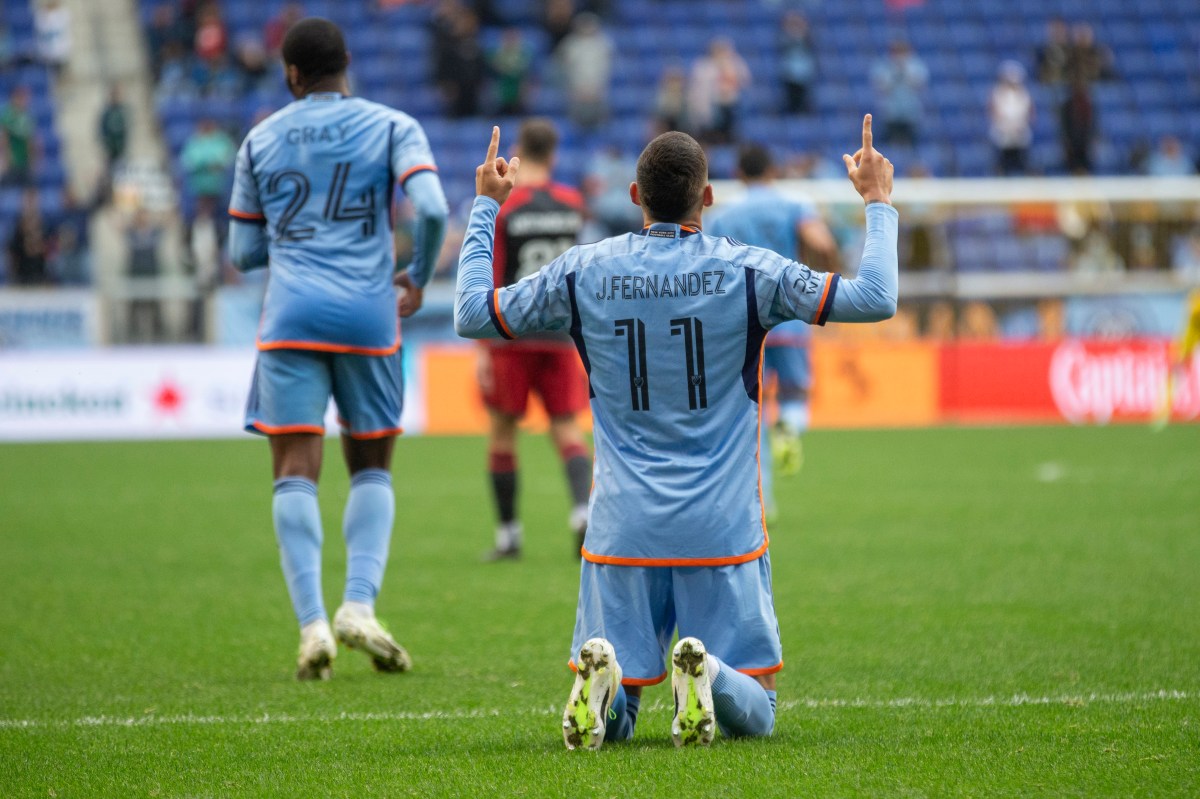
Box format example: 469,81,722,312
708,144,841,511
478,118,592,561
456,117,896,748
227,18,449,680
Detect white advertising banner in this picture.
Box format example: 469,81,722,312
0,347,427,442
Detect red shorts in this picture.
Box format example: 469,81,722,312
481,345,589,418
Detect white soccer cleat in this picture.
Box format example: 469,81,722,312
671,637,716,747
296,619,336,681
333,603,413,673
562,637,622,751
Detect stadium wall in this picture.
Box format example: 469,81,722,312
0,341,1195,441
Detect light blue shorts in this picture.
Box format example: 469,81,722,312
570,554,783,685
764,344,812,393
244,348,404,439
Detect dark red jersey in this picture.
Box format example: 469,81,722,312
493,182,586,288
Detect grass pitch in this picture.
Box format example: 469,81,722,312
1,426,1198,797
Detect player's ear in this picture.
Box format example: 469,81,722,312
701,184,714,208
628,182,640,207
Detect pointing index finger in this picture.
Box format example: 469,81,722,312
862,114,873,153
486,126,500,165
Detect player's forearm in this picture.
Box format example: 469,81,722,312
454,196,503,339
227,219,269,271
404,170,450,288
828,203,899,322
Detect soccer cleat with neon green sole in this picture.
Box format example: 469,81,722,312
562,638,622,751
670,637,716,747
333,603,413,673
770,423,803,476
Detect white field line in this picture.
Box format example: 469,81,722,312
0,689,1193,731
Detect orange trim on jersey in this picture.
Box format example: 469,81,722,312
491,289,516,338
250,421,325,436
399,164,438,183
256,336,401,356
813,275,834,323
569,660,667,686
737,661,784,677
755,338,769,538
640,224,702,233
228,208,266,221
580,537,769,568
344,426,404,440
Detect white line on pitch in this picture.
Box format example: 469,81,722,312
0,689,1192,731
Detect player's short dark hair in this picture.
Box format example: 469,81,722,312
737,144,773,180
635,132,708,223
517,118,558,164
281,17,349,83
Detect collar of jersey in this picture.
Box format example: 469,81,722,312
305,92,345,102
636,222,702,239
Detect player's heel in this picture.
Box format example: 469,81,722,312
562,638,622,751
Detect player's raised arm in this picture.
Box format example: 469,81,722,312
455,128,519,338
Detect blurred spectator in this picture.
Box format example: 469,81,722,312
264,3,304,59
186,196,225,339
652,65,690,136
1037,299,1065,341
871,40,928,148
488,28,533,116
1065,22,1115,84
1145,136,1194,177
1074,227,1123,273
988,61,1033,176
581,146,640,239
431,1,484,118
959,301,998,340
34,0,71,77
98,86,129,171
48,185,92,285
543,0,575,53
1,86,38,186
205,53,245,99
778,11,817,115
1171,227,1200,281
156,42,200,101
180,119,236,204
689,38,750,145
146,4,183,79
1060,76,1095,174
555,13,613,130
7,189,48,285
233,36,273,94
126,209,166,342
1035,17,1070,85
194,2,228,64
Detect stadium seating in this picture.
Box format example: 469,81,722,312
133,0,1198,270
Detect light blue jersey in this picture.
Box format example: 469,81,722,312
228,92,444,353
708,185,820,346
456,196,899,566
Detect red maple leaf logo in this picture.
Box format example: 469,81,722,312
152,379,185,415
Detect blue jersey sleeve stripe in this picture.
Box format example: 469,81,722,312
815,273,840,326
566,271,596,399
487,289,515,340
741,266,769,402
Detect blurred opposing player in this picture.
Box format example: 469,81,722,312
455,118,897,749
227,18,449,679
479,119,592,560
1154,288,1200,428
708,144,840,512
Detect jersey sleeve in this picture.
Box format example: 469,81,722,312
228,137,265,223
390,116,438,186
455,196,572,339
751,250,841,329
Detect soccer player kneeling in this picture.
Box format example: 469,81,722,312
455,118,897,747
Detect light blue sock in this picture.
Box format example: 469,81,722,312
604,686,640,742
272,477,325,627
710,655,776,738
342,468,394,605
779,400,810,434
